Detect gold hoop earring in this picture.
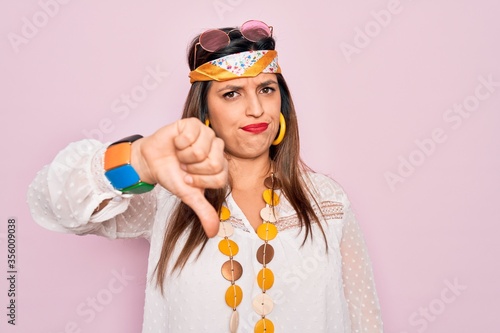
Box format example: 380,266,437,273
205,119,210,127
272,113,286,146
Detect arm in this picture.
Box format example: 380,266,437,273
341,203,384,332
27,140,157,238
27,118,228,239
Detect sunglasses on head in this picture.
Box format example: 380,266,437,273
193,20,273,69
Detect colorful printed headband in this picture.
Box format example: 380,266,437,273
189,50,281,83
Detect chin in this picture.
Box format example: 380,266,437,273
225,147,270,160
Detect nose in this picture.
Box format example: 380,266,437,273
245,92,264,118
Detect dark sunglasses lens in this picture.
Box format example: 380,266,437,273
199,29,230,52
240,20,271,41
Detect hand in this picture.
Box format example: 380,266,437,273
131,118,227,237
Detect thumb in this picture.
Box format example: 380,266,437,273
180,191,220,238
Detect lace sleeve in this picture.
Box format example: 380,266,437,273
27,139,156,239
341,202,384,332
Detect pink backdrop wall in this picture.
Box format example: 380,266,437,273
2,0,499,332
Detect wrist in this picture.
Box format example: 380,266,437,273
103,135,155,194
130,138,155,185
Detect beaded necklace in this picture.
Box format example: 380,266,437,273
217,173,281,333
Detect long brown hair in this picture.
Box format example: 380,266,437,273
154,28,327,293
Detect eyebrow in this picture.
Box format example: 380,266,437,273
216,79,278,93
216,84,242,93
257,79,278,89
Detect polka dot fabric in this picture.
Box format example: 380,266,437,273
27,140,383,332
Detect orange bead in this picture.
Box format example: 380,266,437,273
257,223,278,241
256,268,274,291
220,206,231,221
104,142,131,170
218,239,239,257
254,318,274,333
225,284,243,309
262,189,280,206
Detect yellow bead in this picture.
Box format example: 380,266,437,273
262,189,280,206
225,284,243,309
218,239,239,257
256,268,274,290
220,206,231,221
254,318,274,333
257,223,278,241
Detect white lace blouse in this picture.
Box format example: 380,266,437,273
27,139,383,332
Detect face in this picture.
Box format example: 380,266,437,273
206,73,281,160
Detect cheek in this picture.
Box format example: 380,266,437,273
269,92,282,113
270,99,282,124
209,115,237,140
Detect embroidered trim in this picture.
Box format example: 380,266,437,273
228,201,343,233
277,201,344,232
228,217,249,232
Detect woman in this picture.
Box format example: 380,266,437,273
28,20,383,332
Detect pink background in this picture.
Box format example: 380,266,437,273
1,0,499,332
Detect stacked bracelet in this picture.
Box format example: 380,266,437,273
103,135,155,194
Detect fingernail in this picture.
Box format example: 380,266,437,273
184,175,193,184
180,163,187,171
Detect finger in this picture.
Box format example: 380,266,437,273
176,126,216,164
154,164,220,237
181,139,226,177
183,160,225,178
174,118,203,150
180,191,220,238
176,143,212,165
186,168,228,189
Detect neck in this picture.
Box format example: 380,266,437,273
228,155,272,191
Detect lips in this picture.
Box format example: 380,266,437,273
241,122,269,134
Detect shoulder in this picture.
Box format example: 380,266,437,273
302,171,351,205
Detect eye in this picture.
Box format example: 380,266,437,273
223,91,239,99
260,86,275,94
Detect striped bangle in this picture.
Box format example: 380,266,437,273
103,135,155,194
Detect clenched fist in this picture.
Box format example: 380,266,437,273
131,117,227,237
